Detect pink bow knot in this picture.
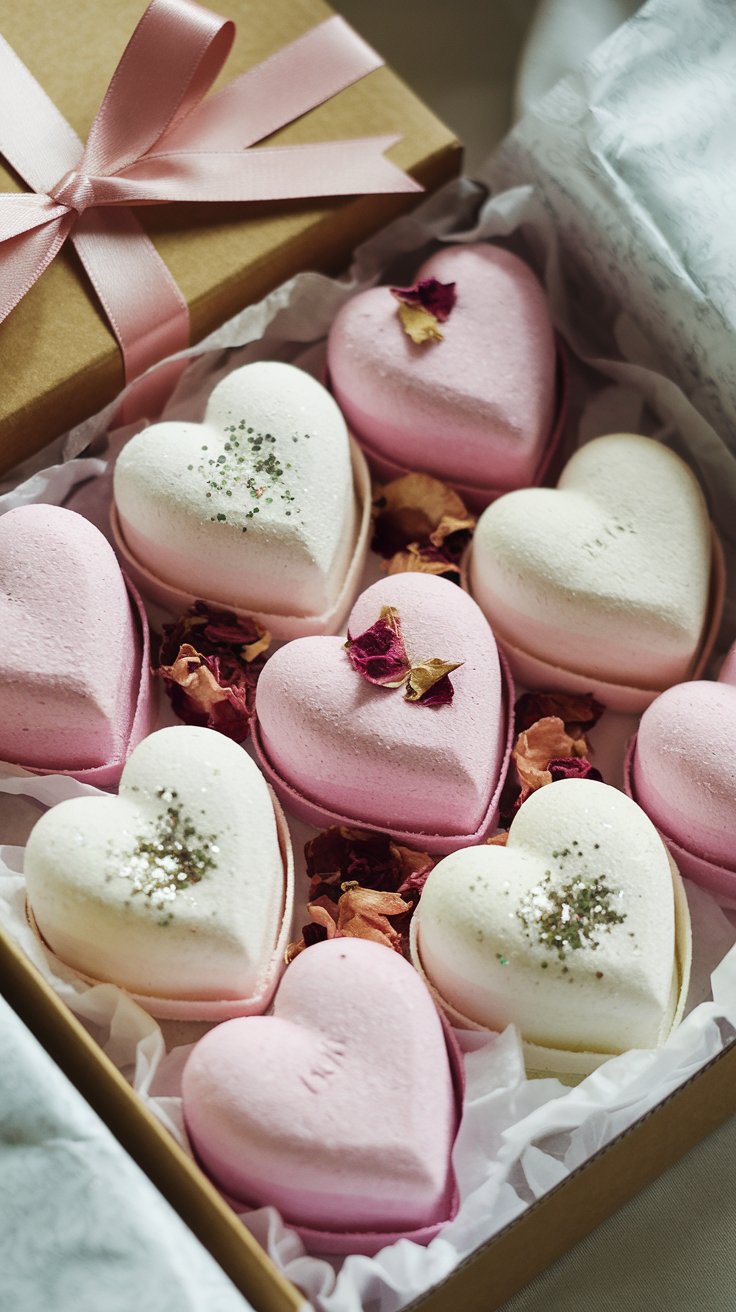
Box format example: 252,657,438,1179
49,169,96,217
0,1,420,388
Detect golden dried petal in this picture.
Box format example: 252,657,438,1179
512,716,585,794
241,628,271,662
486,832,509,847
396,301,444,343
372,473,475,556
404,657,463,702
384,543,462,580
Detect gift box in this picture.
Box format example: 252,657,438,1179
1,1,736,1310
0,0,461,477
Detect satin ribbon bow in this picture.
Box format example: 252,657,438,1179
0,0,420,382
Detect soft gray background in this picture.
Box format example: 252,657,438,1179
331,3,735,1311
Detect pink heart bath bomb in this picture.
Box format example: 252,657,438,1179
327,243,560,503
182,937,461,1254
253,572,513,853
627,641,736,904
0,504,152,780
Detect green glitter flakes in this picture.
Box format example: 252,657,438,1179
196,419,307,525
110,788,218,914
517,871,626,961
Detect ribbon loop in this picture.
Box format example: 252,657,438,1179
49,169,95,217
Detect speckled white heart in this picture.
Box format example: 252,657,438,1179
24,725,293,1019
113,361,371,637
412,779,691,1080
469,434,721,711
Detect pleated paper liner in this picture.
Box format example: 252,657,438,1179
409,854,692,1085
111,436,372,641
25,786,294,1023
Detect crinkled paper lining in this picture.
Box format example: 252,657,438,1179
2,1,736,1301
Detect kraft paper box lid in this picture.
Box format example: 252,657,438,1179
0,0,461,476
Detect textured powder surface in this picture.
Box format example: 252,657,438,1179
633,664,736,867
255,572,506,836
327,243,557,490
470,433,711,688
24,726,284,1002
114,362,357,617
182,937,457,1236
416,779,678,1054
0,504,139,770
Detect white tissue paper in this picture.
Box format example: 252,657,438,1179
0,993,253,1312
1,0,736,1308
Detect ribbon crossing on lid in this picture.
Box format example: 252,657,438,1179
0,1,421,384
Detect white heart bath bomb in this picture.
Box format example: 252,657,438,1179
114,362,357,618
413,779,679,1055
24,726,287,1006
470,434,711,690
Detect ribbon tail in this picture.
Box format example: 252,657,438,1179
102,137,422,204
71,207,190,383
0,204,72,324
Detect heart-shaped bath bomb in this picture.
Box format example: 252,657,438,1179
0,504,143,772
24,725,288,1011
470,434,712,693
327,243,557,495
254,572,510,848
182,937,458,1250
413,779,680,1056
630,641,736,890
114,361,357,619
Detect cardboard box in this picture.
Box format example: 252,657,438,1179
0,0,461,476
0,927,734,1312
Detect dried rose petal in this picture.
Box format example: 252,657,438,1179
334,882,412,954
384,542,462,582
156,644,257,742
156,602,271,742
499,716,591,824
514,691,605,738
395,303,444,344
404,659,461,705
285,902,338,963
486,831,509,847
372,473,475,559
304,825,434,906
548,757,603,783
390,278,456,322
344,604,412,687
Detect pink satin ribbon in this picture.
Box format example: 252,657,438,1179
0,1,420,383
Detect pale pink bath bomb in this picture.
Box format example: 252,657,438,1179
631,643,736,873
0,504,140,771
327,243,557,493
182,937,459,1250
254,572,509,844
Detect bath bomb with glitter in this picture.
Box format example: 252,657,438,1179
113,361,359,626
627,641,736,903
327,243,558,500
469,434,713,705
253,571,512,854
24,726,291,1017
0,503,150,778
182,937,460,1254
412,779,684,1058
